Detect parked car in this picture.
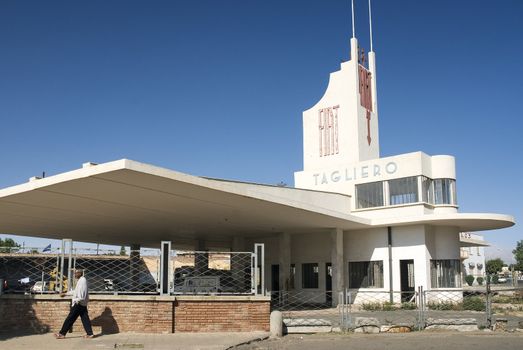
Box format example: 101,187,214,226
31,281,49,293
497,276,507,283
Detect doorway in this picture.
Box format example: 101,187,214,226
325,263,332,305
271,264,280,292
400,259,415,302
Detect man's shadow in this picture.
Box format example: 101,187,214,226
91,307,119,335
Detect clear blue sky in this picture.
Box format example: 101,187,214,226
0,0,521,261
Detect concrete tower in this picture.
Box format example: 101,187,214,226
302,37,379,172
295,34,380,193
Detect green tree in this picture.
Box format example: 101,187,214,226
486,258,504,275
0,238,21,253
119,246,127,256
512,240,523,271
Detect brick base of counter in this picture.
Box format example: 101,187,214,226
0,295,270,334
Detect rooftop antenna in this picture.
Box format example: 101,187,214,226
368,0,374,51
351,0,356,38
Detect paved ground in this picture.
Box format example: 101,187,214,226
0,331,269,350
234,331,523,350
3,330,523,350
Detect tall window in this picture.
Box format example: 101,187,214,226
302,263,319,288
349,261,384,288
433,179,456,205
356,182,384,209
430,259,461,288
289,264,296,289
389,176,418,205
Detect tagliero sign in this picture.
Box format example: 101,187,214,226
312,161,397,186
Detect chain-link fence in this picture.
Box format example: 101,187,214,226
422,289,489,329
489,287,523,330
270,285,523,333
73,248,161,294
0,243,261,296
172,250,254,294
0,246,66,294
271,290,343,330
342,290,422,330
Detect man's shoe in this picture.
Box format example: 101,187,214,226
54,333,65,339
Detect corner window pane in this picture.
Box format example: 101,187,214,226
434,179,456,205
421,176,433,204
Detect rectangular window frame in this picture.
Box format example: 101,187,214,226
356,181,384,209
388,176,419,205
430,259,461,288
348,260,384,289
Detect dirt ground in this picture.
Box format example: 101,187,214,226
233,331,523,350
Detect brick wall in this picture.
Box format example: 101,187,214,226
174,300,270,332
0,295,270,334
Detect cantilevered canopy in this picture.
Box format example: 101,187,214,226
0,159,514,247
0,159,371,247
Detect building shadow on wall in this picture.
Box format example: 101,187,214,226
91,307,119,335
0,294,50,340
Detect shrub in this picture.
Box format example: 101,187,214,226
492,275,499,284
400,302,417,310
362,302,382,311
476,277,484,285
463,296,485,311
382,302,397,311
428,301,458,310
361,301,404,311
465,275,475,286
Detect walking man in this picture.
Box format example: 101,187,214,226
54,269,94,339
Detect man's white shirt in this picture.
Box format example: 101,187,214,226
71,276,89,307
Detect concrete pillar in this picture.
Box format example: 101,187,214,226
279,232,291,291
129,243,141,291
194,240,208,275
231,236,249,293
330,228,344,306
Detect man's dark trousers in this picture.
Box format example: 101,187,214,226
59,303,93,336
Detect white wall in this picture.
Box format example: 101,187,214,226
345,225,431,291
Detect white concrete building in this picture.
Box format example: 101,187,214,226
460,233,487,285
0,34,515,305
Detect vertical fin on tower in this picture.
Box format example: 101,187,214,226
367,0,378,114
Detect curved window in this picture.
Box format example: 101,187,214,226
434,179,457,205
355,176,457,209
